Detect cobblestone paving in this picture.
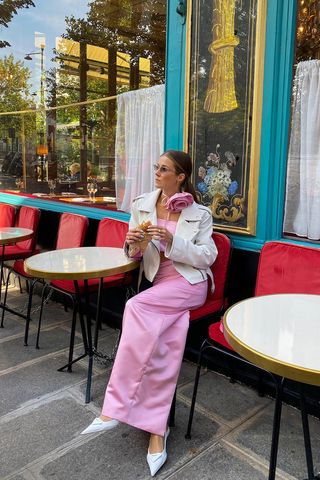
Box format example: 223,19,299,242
0,285,319,479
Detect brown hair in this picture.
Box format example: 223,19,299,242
161,150,198,201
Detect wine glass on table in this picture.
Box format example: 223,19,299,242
15,177,22,191
87,182,94,201
92,180,98,202
48,179,56,196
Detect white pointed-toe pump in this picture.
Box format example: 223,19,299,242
81,417,119,435
147,428,170,477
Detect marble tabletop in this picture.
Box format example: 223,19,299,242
223,293,320,386
0,227,33,246
24,246,139,280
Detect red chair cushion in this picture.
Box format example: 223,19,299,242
12,259,30,276
12,257,40,277
255,241,320,296
190,298,223,322
95,218,128,247
3,246,41,261
56,213,88,250
0,204,15,227
15,206,40,251
210,232,231,306
208,321,234,351
190,232,231,323
50,274,126,293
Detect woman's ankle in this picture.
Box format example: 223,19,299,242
149,434,164,454
99,415,113,422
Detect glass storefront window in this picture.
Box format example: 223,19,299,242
0,0,166,203
283,1,320,240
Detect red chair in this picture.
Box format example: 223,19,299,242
169,232,231,426
48,217,129,295
185,240,320,438
0,204,16,290
190,232,232,323
2,212,88,346
0,203,15,227
1,206,40,260
35,217,129,359
1,206,41,328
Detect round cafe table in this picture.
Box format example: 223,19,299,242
0,227,33,302
0,227,33,246
25,247,139,403
223,294,320,480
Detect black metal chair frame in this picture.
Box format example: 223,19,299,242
186,338,319,480
0,263,44,345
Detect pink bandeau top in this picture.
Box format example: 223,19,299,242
158,218,177,252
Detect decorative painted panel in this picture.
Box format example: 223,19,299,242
185,0,266,234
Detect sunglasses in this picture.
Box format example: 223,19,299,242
153,164,176,174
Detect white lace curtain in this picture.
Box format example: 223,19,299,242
115,84,165,212
283,60,320,240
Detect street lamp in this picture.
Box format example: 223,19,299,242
25,45,47,181
24,46,45,106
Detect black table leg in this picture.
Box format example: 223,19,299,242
0,245,5,306
83,279,94,404
268,377,284,480
58,280,89,372
93,278,103,349
300,384,316,480
58,278,104,404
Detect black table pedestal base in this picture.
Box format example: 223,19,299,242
57,278,103,404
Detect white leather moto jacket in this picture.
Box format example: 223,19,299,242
127,189,218,291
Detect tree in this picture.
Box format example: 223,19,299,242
0,54,35,140
0,0,35,48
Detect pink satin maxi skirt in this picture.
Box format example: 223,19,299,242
102,260,207,435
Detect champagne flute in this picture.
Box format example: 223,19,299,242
48,179,56,196
92,181,98,201
87,182,94,201
15,177,22,191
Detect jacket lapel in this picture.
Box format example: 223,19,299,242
138,189,160,225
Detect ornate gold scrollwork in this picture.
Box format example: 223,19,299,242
211,193,245,222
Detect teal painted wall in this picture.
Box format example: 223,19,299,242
164,0,187,150
0,192,130,222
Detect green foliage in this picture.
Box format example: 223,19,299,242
0,0,35,48
0,54,36,138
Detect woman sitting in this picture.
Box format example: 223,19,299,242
81,150,217,476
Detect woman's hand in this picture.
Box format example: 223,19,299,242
126,228,149,245
147,225,173,244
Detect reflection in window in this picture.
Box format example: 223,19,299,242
283,0,320,240
0,0,166,201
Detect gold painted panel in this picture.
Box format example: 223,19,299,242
185,0,266,234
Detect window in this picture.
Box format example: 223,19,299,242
0,0,166,203
283,0,320,240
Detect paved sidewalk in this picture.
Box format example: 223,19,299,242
0,285,319,480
